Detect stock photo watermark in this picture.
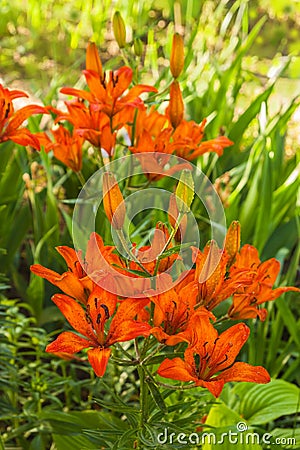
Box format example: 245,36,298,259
156,422,297,446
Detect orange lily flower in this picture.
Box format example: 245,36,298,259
157,311,270,397
0,84,46,149
170,119,233,161
46,125,84,172
228,245,300,321
131,111,232,162
46,287,151,376
30,233,123,304
128,107,168,145
61,62,157,119
191,247,245,312
31,246,93,304
148,282,199,345
132,151,191,181
54,102,116,153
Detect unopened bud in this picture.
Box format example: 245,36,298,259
113,11,126,48
86,42,103,79
168,194,187,242
103,172,126,229
169,81,184,128
133,38,143,57
170,33,184,78
225,221,240,266
175,170,194,213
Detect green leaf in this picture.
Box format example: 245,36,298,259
275,297,300,351
253,151,273,252
146,378,168,414
203,402,262,450
234,380,300,425
52,434,95,450
229,84,274,148
271,428,300,449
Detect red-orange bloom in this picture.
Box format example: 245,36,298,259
131,111,232,162
170,119,233,161
0,84,47,149
46,287,151,376
31,246,93,305
157,311,270,397
132,151,191,182
30,233,123,304
54,102,116,153
228,245,300,321
149,282,199,345
47,125,84,172
61,63,157,119
191,226,246,311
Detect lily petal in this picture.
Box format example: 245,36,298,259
51,294,96,342
46,331,91,354
214,362,270,384
87,347,111,377
158,357,197,383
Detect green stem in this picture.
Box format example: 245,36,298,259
141,343,165,364
138,366,149,429
76,170,86,187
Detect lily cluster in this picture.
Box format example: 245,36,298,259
2,28,298,400
20,34,231,176
30,215,299,397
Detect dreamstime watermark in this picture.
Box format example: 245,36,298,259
72,152,227,297
156,422,297,446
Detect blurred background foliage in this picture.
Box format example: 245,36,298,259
0,0,299,448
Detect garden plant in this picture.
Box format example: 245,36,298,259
0,1,300,449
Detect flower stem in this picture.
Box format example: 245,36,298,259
138,366,149,429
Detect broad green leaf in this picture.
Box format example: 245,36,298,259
29,434,46,450
203,402,262,450
234,380,300,425
271,428,300,449
52,434,94,450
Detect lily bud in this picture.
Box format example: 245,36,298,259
103,172,126,229
133,38,143,57
86,42,103,79
113,11,126,48
225,221,240,266
169,81,184,128
168,194,187,243
175,169,194,214
170,33,184,79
